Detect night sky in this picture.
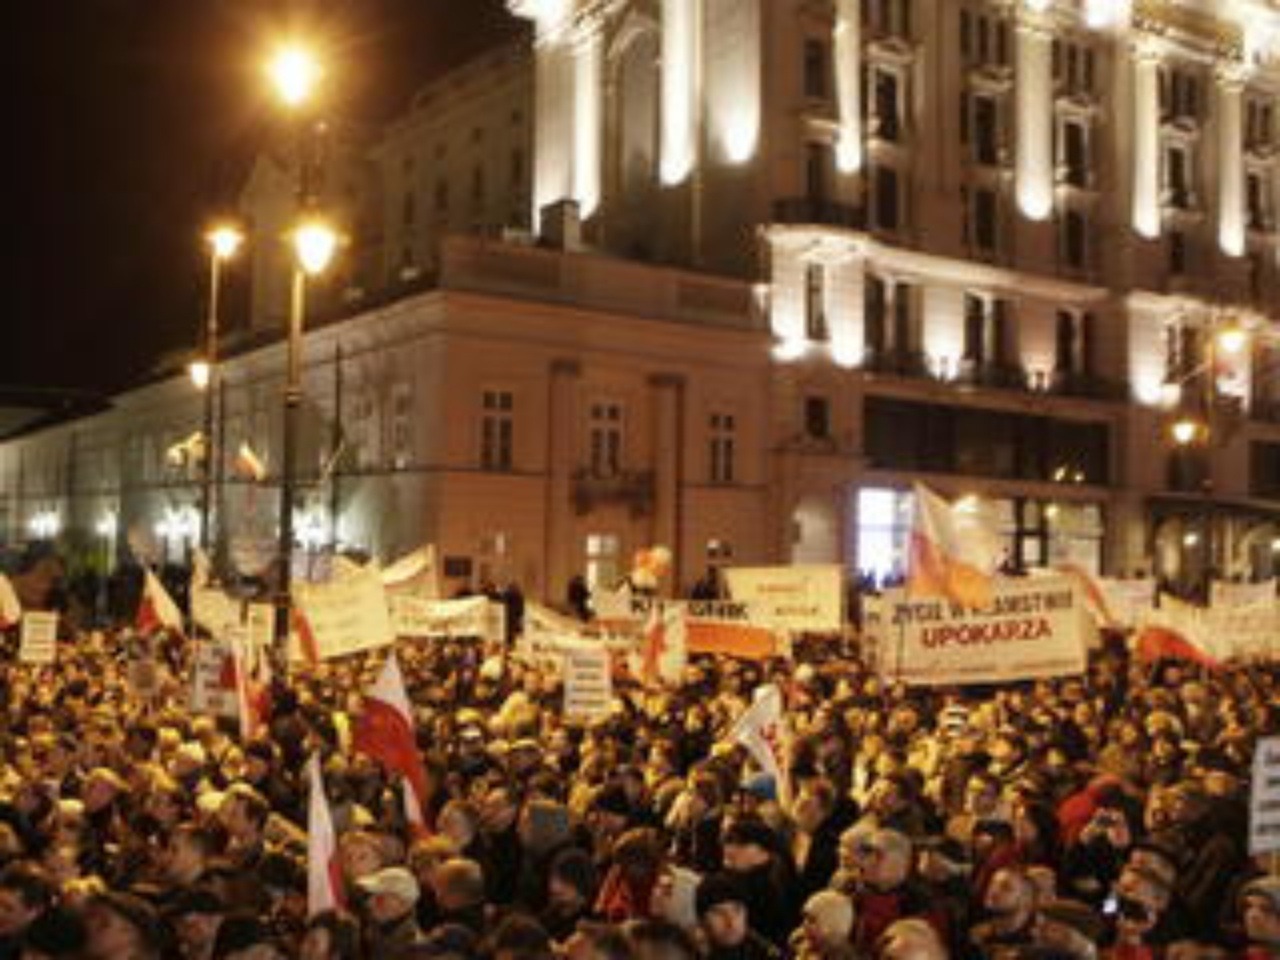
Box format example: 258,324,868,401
3,0,520,396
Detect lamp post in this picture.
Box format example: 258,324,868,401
267,41,329,660
191,225,243,555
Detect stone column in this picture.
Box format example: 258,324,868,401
834,0,863,174
572,22,603,217
1216,64,1247,257
1131,41,1162,239
1015,16,1053,221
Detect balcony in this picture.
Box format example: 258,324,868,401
771,198,865,231
571,468,655,517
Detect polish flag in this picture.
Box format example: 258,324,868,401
907,483,1001,610
640,603,687,687
730,684,792,807
353,653,429,829
137,569,184,635
231,632,272,742
234,442,267,482
1134,624,1220,671
0,574,22,629
293,608,321,665
306,753,345,917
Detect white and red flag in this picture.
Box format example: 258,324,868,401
639,603,687,687
233,442,267,482
231,631,272,742
0,574,22,629
730,683,792,807
353,653,429,830
137,569,184,635
907,483,1001,610
306,753,345,917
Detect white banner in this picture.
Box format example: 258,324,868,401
389,595,505,642
1210,579,1276,608
724,564,844,632
872,576,1090,685
1097,577,1157,628
19,612,58,664
595,593,782,659
293,566,395,660
191,586,241,635
563,644,613,721
189,639,238,718
1144,595,1280,662
1250,736,1280,856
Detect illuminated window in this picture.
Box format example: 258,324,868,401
585,533,621,591
856,487,914,583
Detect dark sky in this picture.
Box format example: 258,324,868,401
3,0,520,396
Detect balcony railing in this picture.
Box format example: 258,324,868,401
571,468,655,517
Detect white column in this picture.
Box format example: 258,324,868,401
1216,66,1247,257
532,31,577,217
661,0,700,185
1132,42,1162,239
1015,19,1054,220
835,0,863,173
572,26,603,216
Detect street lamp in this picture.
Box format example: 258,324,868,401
275,216,337,655
193,224,243,555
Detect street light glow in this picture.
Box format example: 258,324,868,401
189,359,211,390
207,225,243,261
293,220,338,275
1171,418,1201,445
1216,323,1248,356
268,44,322,108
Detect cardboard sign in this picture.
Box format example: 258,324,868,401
19,612,58,664
871,576,1090,685
389,595,504,641
189,639,239,718
292,565,395,659
563,644,613,721
724,565,844,632
1209,579,1276,609
1250,736,1280,856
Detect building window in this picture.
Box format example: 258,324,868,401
959,8,1010,68
872,166,901,231
1247,170,1272,231
471,165,485,208
481,390,514,471
1159,67,1200,122
585,533,621,591
1054,310,1095,380
1168,229,1187,276
1059,118,1089,187
353,394,379,469
434,179,449,215
804,38,830,99
805,263,828,341
866,0,913,41
709,412,736,484
1163,143,1192,209
804,396,831,439
871,67,903,142
962,294,1011,374
864,274,887,357
970,92,1001,166
1061,208,1088,270
1246,97,1275,152
390,384,413,469
511,148,525,186
1051,38,1096,96
970,187,998,254
588,401,623,478
806,142,831,202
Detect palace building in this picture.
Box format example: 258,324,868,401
3,0,1280,600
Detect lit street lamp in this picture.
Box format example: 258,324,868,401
193,224,243,555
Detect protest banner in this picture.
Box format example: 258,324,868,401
389,595,504,642
191,585,241,635
1249,736,1280,856
382,545,441,599
724,564,844,632
875,576,1090,685
292,565,395,660
1097,577,1157,629
1210,579,1276,608
19,612,58,664
562,644,613,721
1141,595,1280,663
189,638,238,718
594,594,782,659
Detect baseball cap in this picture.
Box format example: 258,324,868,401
356,866,420,905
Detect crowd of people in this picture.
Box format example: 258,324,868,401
0,585,1277,959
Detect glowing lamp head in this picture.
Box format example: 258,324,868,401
1158,380,1183,409
293,220,338,276
1170,418,1201,446
268,44,322,108
189,360,211,391
1216,323,1248,356
207,225,243,261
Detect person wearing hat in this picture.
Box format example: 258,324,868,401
1239,876,1280,958
790,890,857,960
167,887,226,960
82,891,164,960
357,866,425,959
720,815,797,946
695,872,780,960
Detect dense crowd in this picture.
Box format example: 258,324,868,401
0,592,1278,960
